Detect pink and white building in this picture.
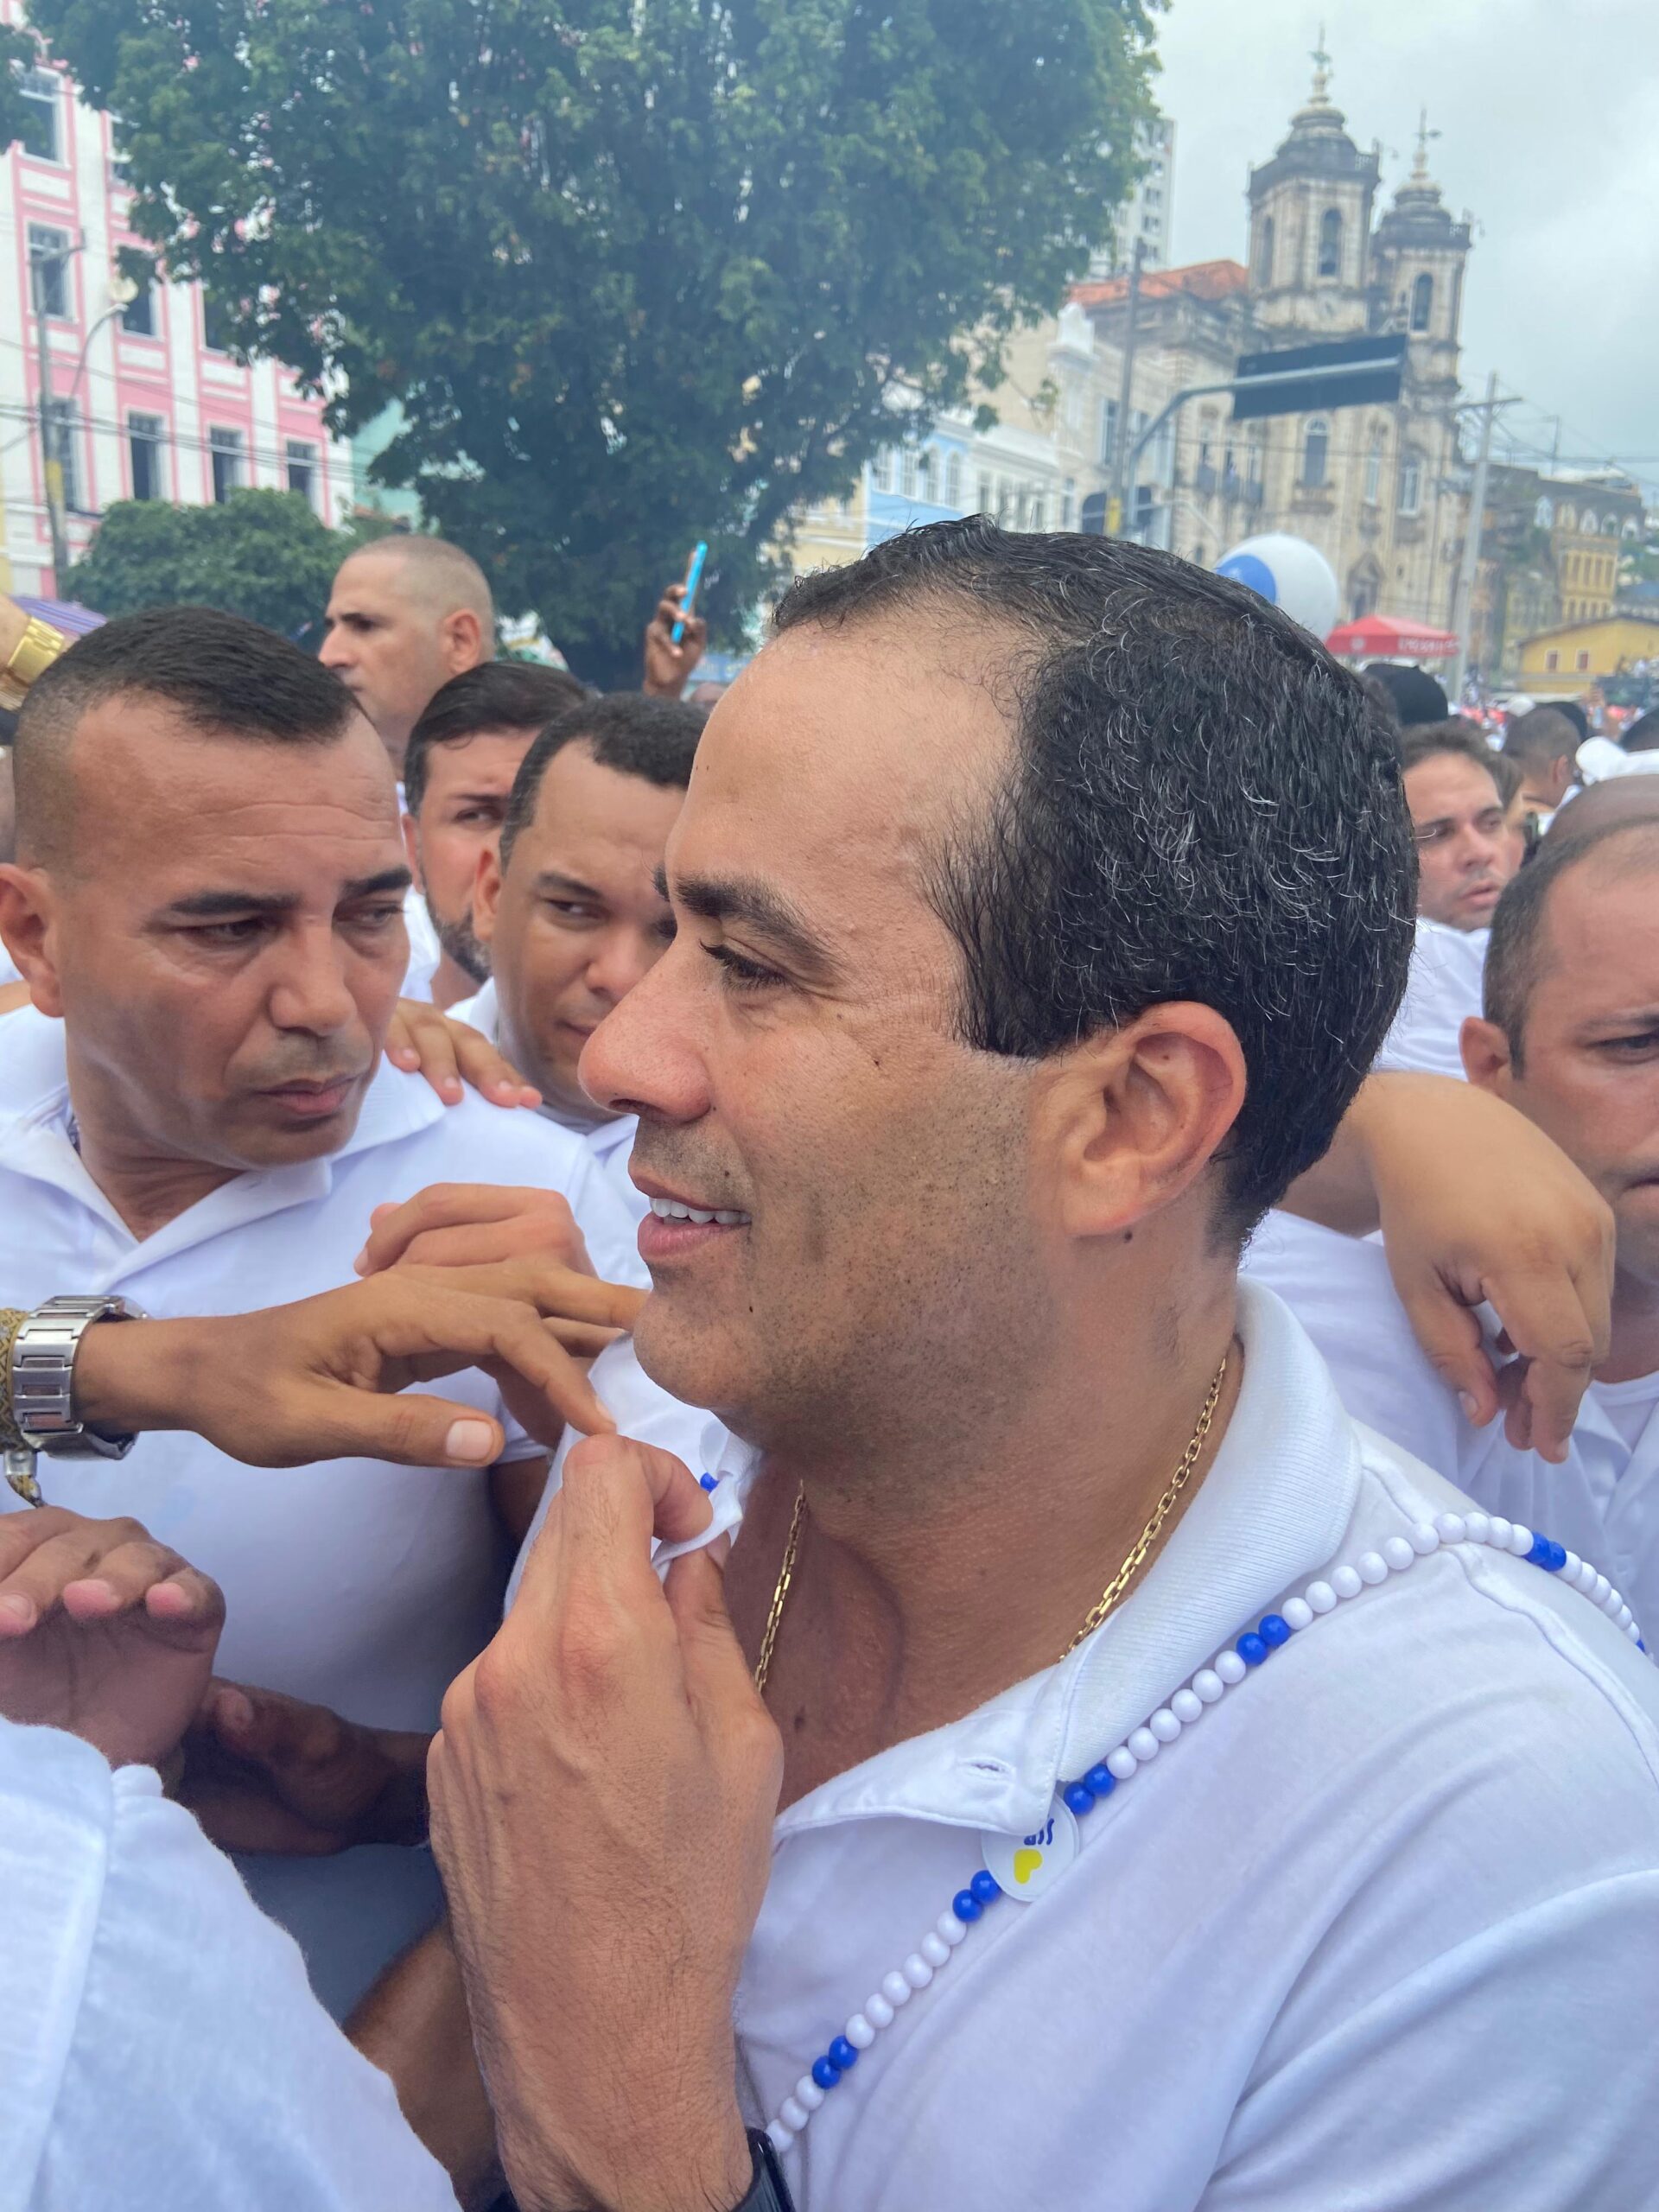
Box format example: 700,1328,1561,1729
2,8,351,596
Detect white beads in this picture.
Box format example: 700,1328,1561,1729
1306,1579,1338,1613
1281,1596,1314,1631
1435,1511,1466,1545
1489,1516,1513,1550
1171,1688,1205,1726
769,2118,798,2154
1357,1550,1389,1586
880,1970,911,2009
1382,1536,1416,1573
1215,1648,1248,1684
936,1911,969,1947
1508,1522,1535,1557
865,1991,895,2029
1106,1745,1139,1780
902,1952,933,1991
1408,1522,1441,1555
920,1931,951,1969
1149,1707,1182,1743
845,2012,876,2050
1192,1668,1226,1703
779,2097,809,2133
795,2074,825,2113
1563,1551,1582,1581
1128,1726,1160,1762
1332,1564,1363,1599
1465,1511,1491,1544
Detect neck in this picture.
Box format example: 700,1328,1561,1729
500,1014,617,1135
430,952,484,1012
1599,1269,1659,1384
64,1049,238,1240
725,1272,1240,1808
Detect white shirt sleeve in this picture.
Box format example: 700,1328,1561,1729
0,1719,459,2212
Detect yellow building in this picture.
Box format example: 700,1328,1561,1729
1517,611,1659,693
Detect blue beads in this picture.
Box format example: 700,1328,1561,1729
828,2037,858,2071
811,2055,841,2090
698,1472,719,1492
1064,1782,1096,1815
1526,1532,1554,1567
969,1869,1001,1905
1084,1764,1117,1799
1259,1613,1292,1648
1236,1631,1269,1667
951,1887,983,1923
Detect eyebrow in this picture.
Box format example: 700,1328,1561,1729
666,868,839,980
161,867,412,919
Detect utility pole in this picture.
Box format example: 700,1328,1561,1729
29,243,72,591
1448,368,1500,707
1109,236,1144,537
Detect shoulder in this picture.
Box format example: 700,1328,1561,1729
359,1070,594,1192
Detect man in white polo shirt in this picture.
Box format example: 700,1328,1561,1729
0,606,636,2017
448,691,703,1238
369,523,1659,2210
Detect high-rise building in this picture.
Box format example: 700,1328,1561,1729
1,9,350,597
1091,114,1176,277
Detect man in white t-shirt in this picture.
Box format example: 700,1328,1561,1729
1251,810,1659,1639
1378,721,1520,1078
449,691,703,1243
370,523,1659,2211
0,606,636,2015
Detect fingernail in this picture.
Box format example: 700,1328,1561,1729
1458,1392,1479,1421
352,1249,368,1274
218,1688,254,1732
445,1419,496,1464
0,1594,33,1624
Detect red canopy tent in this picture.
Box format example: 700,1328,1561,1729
1325,613,1460,661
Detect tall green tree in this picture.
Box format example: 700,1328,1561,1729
29,0,1158,685
67,491,354,639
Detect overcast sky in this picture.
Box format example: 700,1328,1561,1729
1154,0,1659,500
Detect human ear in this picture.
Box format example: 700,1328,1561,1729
0,863,64,1018
401,810,424,893
443,609,485,672
1038,1003,1249,1241
1459,1015,1515,1096
473,846,503,946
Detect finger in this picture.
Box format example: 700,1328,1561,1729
516,1435,710,1620
0,1505,100,1585
664,1550,774,1727
143,1569,227,1639
1480,1266,1600,1463
385,1002,466,1103
398,1219,591,1275
1391,1272,1498,1430
404,1259,646,1331
357,1185,570,1275
0,1518,142,1631
54,1535,196,1618
443,1021,541,1110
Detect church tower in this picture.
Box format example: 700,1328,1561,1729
1247,39,1379,336
1370,116,1472,399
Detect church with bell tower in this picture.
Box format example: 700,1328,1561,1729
1036,39,1477,634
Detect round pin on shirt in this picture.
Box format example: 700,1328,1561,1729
980,1794,1080,1903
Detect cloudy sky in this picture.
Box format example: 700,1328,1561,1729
1154,0,1659,499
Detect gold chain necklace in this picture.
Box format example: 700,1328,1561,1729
751,1353,1230,1695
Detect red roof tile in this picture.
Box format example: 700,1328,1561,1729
1070,259,1249,309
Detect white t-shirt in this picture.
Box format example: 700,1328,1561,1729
452,978,647,1282
0,1006,637,2016
0,944,19,988
1374,917,1487,1081
1242,1209,1659,1637
0,1715,459,2212
512,1286,1659,2209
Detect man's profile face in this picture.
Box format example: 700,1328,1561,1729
1494,869,1659,1289
581,618,1046,1451
404,728,537,987
1404,752,1513,931
319,552,479,765
6,698,410,1170
477,741,683,1122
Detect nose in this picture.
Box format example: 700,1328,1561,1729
318,629,352,670
266,921,362,1039
580,936,710,1124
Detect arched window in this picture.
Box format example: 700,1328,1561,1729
1302,417,1330,489
1363,429,1385,505
917,448,936,503
1580,509,1599,537
1410,272,1433,332
1560,505,1577,531
1535,497,1554,529
1398,449,1423,517
1318,207,1343,279
1255,214,1275,286
901,447,918,500
944,452,963,507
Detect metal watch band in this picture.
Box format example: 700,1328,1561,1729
733,2129,796,2212
9,1294,146,1459
0,614,67,710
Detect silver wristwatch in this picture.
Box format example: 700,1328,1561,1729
10,1294,147,1458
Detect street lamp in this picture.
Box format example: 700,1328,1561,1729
25,239,137,588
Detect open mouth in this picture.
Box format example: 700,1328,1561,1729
647,1196,751,1227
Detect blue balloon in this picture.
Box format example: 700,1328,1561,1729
1216,550,1278,604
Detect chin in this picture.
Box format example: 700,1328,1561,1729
632,1297,758,1428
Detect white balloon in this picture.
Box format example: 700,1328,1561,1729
1215,534,1341,642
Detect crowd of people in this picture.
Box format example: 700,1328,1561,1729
2,521,1658,2210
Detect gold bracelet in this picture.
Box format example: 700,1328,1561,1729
0,1308,29,1452
0,616,68,711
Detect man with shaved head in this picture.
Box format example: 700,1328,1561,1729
0,606,636,2015
321,535,497,775
1503,704,1582,820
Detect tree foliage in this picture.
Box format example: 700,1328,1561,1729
0,22,41,152
67,491,354,640
29,0,1158,684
